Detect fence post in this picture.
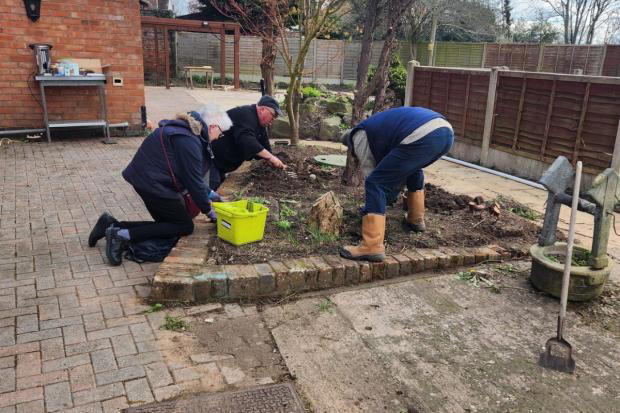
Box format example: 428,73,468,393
481,43,487,68
610,120,620,171
480,67,500,166
404,60,420,107
312,40,318,83
600,44,609,76
340,40,345,85
537,44,545,72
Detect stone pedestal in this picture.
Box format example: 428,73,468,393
530,243,613,301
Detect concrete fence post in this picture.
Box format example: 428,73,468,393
611,120,620,172
480,67,501,166
537,44,545,72
404,60,420,107
600,44,609,76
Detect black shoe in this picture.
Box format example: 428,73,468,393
89,212,118,247
105,227,127,266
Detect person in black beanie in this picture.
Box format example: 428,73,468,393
209,95,287,190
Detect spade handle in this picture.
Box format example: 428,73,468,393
558,161,582,338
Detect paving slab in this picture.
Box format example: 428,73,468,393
265,273,620,413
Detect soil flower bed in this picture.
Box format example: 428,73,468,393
208,145,546,265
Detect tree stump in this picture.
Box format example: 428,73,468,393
308,191,343,236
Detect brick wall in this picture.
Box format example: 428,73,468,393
0,0,145,130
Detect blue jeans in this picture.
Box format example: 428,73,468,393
363,127,454,215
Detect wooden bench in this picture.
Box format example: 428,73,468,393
184,65,214,89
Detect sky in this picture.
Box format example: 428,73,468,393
166,0,617,43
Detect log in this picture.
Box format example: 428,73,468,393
308,191,343,236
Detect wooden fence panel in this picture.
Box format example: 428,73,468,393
483,44,540,71
313,39,344,81
411,68,489,145
491,72,620,171
602,45,620,77
541,45,604,75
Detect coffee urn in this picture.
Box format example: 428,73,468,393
29,44,53,75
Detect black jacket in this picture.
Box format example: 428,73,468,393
122,113,214,214
211,104,272,173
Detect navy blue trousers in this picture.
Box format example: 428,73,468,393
363,127,454,215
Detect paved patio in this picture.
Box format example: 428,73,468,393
0,138,275,412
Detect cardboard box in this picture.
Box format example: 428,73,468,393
58,58,102,74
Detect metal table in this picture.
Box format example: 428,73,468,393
35,75,113,143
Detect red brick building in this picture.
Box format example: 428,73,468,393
0,0,145,131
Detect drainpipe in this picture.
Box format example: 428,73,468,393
441,155,546,191
0,128,45,136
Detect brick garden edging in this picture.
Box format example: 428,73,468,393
150,217,525,302
150,168,528,303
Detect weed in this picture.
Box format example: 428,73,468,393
317,299,333,312
146,303,163,313
247,196,269,205
456,270,500,294
276,219,292,230
308,226,337,244
495,264,518,274
287,230,300,246
495,195,541,220
545,249,591,266
163,315,188,332
280,203,297,218
232,187,249,200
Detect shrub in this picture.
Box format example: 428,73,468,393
366,55,407,103
302,86,322,99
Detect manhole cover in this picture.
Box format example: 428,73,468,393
123,383,304,413
314,154,346,167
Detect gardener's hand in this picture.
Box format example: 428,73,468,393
268,155,286,170
207,209,217,222
208,190,222,202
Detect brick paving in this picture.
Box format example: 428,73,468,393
0,138,266,412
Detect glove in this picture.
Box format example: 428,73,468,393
207,209,217,222
208,190,222,202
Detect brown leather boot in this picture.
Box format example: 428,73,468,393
339,213,386,262
403,190,426,232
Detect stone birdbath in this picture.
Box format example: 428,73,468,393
530,156,615,301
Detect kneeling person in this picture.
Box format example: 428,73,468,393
88,104,232,266
339,106,454,262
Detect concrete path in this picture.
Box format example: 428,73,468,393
264,265,619,413
145,87,261,124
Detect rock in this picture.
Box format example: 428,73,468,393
342,113,352,126
300,102,318,113
309,174,317,180
271,117,291,139
327,100,352,115
319,116,343,142
304,96,321,105
308,191,343,236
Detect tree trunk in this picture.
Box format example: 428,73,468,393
261,31,277,96
345,0,415,186
351,0,381,126
341,146,364,186
285,77,301,145
373,26,397,113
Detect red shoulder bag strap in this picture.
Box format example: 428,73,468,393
159,127,182,194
